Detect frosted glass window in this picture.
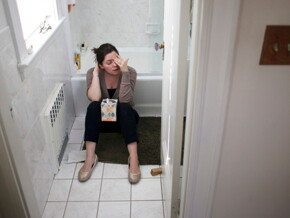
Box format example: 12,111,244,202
16,0,58,49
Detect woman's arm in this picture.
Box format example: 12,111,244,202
87,65,102,101
118,67,137,103
114,55,136,103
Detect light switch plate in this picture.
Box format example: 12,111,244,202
259,25,290,65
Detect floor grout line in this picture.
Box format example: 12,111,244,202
96,161,105,218
43,117,164,218
130,182,132,218
160,174,166,218
62,163,77,218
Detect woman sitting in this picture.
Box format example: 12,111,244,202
78,43,141,184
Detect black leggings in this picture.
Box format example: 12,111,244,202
84,101,139,145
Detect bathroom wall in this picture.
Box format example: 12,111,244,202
69,4,83,52
0,0,75,213
71,0,163,48
211,0,290,217
0,0,6,29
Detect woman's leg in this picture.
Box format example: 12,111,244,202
127,142,140,174
118,103,140,174
81,141,97,171
82,101,101,171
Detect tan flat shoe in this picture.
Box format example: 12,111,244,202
128,157,141,184
78,154,98,182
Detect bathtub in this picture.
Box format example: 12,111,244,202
71,47,163,117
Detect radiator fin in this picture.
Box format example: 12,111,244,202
42,83,68,173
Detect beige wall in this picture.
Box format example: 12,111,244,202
212,0,290,217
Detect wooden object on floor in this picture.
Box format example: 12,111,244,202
151,167,162,176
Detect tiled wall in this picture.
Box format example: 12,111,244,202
69,4,83,52
0,0,75,213
71,0,163,48
0,0,6,29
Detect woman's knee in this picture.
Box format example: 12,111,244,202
118,103,133,116
118,102,131,110
86,101,101,120
118,103,139,125
87,101,101,113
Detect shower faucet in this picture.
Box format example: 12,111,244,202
154,42,164,51
154,42,165,60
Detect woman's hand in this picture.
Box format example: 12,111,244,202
114,55,129,72
87,62,101,101
93,63,99,77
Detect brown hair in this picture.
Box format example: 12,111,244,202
91,43,119,65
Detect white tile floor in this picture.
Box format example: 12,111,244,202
42,117,165,218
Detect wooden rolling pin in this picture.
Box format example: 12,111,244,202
150,167,162,176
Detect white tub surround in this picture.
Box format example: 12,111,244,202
74,47,163,75
70,0,163,47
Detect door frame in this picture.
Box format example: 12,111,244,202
161,0,190,217
180,0,241,217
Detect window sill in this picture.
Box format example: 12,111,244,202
17,17,66,77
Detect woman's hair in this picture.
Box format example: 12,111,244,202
91,43,119,65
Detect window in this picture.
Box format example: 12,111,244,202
16,0,59,53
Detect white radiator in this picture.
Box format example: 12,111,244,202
42,83,68,173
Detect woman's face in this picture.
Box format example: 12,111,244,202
99,51,120,75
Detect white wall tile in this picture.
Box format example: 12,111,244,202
23,118,55,211
0,28,22,98
0,0,7,29
11,90,35,139
69,3,83,48
22,67,46,119
73,0,163,47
